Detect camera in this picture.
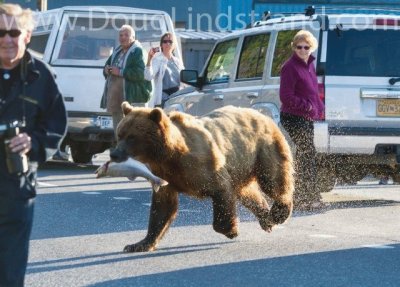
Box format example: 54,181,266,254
0,120,28,175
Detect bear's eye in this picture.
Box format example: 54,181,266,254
126,135,135,143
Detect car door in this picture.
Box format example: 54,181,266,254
168,30,270,116
194,33,271,115
190,37,240,115
220,32,271,109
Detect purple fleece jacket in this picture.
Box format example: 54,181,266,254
279,53,324,120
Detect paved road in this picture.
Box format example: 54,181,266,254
25,153,400,287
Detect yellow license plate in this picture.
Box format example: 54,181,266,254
376,99,400,117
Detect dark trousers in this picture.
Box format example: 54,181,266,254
280,112,320,204
0,198,34,287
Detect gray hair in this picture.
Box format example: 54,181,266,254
119,24,135,39
0,3,35,32
291,30,318,53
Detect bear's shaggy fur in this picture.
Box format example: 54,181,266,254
111,102,294,252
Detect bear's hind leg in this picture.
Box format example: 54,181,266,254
124,188,178,252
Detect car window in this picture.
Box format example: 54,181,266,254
326,29,400,77
237,33,270,80
30,27,51,59
271,30,299,77
205,38,238,84
52,14,163,66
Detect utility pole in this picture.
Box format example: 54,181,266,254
37,0,47,11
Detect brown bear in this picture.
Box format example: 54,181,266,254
110,102,294,252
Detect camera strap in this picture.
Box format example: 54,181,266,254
0,52,33,124
20,54,28,126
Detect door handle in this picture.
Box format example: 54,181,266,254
213,94,224,101
245,92,259,99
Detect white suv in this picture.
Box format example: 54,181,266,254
164,7,400,191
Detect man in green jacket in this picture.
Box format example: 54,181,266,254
101,24,152,131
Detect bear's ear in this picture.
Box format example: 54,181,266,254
121,101,133,116
149,108,164,123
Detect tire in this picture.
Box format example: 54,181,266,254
393,174,400,184
70,143,93,164
316,166,337,193
391,166,400,184
336,164,367,185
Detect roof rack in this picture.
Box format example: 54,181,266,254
305,6,316,16
307,5,400,14
252,6,317,27
252,5,400,27
256,6,320,21
259,5,400,19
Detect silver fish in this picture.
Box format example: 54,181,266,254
95,158,168,192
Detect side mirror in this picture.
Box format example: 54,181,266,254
180,69,203,89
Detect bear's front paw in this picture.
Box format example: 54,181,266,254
259,216,275,233
123,243,156,253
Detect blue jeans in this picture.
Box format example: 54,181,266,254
0,198,34,287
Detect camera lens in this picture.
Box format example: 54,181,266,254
4,126,28,175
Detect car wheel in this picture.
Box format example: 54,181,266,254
336,164,367,185
391,171,400,184
71,143,93,164
316,166,337,193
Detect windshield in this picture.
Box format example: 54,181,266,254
326,29,400,77
52,13,164,66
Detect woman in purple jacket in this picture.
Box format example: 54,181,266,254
279,30,325,211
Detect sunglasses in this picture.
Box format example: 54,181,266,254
162,40,173,44
0,29,22,38
296,45,310,51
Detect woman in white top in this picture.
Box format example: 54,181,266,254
145,32,184,107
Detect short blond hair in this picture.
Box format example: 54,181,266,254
0,3,35,32
291,30,318,52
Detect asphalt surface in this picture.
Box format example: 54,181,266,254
25,153,400,287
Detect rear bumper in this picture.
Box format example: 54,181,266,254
68,126,114,142
67,115,114,143
328,136,400,154
314,122,400,158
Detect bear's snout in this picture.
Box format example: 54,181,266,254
110,145,128,163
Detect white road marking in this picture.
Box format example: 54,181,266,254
113,197,132,200
361,244,395,249
82,192,102,195
139,205,200,212
179,209,201,213
37,181,57,187
308,234,337,238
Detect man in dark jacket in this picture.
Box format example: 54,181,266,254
0,4,67,286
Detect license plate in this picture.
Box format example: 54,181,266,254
376,99,400,117
94,116,113,129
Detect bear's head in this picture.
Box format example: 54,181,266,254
110,102,172,163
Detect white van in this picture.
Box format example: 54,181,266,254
165,6,400,191
30,6,180,163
